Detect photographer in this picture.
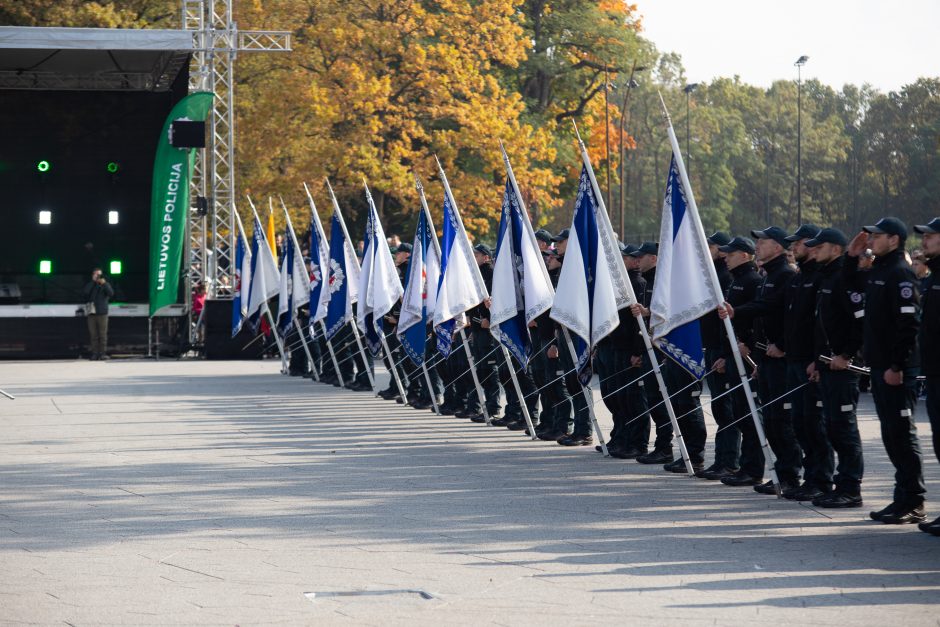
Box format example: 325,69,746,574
82,267,114,360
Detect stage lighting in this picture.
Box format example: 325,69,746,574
108,211,119,225
39,260,52,274
110,260,122,275
37,160,50,173
38,211,51,225
106,162,119,174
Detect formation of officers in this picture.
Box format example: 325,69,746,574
295,215,940,538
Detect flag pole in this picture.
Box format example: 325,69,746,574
363,181,409,403
325,179,377,392
247,196,289,373
231,203,252,337
302,182,343,383
409,175,442,415
279,196,317,379
657,94,780,490
415,171,493,426
571,123,693,472
435,159,538,438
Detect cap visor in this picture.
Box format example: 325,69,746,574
913,224,938,234
862,225,884,234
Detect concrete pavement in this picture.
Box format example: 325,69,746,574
0,358,938,625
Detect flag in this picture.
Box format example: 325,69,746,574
319,184,361,341
489,172,554,366
357,184,404,355
433,169,488,357
649,155,719,379
231,216,252,338
550,156,635,373
398,207,441,365
304,183,330,324
266,207,278,266
277,206,312,336
245,211,281,325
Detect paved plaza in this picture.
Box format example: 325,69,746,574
0,358,938,625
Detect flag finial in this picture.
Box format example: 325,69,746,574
571,120,584,147
658,91,672,124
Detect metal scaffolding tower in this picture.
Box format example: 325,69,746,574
182,0,290,301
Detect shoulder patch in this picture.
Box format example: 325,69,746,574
850,292,863,303
901,286,913,299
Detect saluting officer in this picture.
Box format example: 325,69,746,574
805,228,865,507
913,217,940,535
845,217,926,525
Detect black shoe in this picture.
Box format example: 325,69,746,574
506,420,528,431
537,429,564,441
636,448,674,465
879,504,927,525
754,480,780,495
869,502,901,521
491,416,514,427
378,388,397,399
700,466,738,481
98,354,110,361
918,515,940,536
349,381,372,392
788,484,827,502
557,434,593,446
663,458,704,474
610,447,645,460
437,405,456,416
468,413,487,423
721,471,762,487
812,491,863,508
454,408,473,418
411,399,433,410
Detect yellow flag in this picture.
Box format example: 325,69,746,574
266,209,278,266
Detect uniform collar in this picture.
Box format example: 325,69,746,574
873,247,904,267
730,260,757,276
762,253,788,273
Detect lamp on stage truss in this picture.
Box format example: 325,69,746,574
170,120,206,149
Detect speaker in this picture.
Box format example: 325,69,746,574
170,120,206,148
203,299,264,359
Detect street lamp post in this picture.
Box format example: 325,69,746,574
683,83,699,180
617,61,646,240
604,65,612,213
795,55,808,226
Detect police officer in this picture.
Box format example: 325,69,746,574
782,224,833,501
913,217,940,535
699,231,739,479
466,244,503,423
728,226,801,496
714,237,764,486
805,228,865,507
631,242,676,464
845,217,926,524
595,243,647,457
537,248,574,440
378,243,413,401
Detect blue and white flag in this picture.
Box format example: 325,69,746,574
320,182,361,341
358,183,404,355
433,167,488,357
489,162,554,366
550,152,635,373
277,205,311,336
649,155,719,379
398,207,440,365
304,183,330,324
231,214,252,337
245,207,281,325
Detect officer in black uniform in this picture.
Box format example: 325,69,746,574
378,243,413,401
782,224,833,501
845,217,926,524
595,243,647,457
536,249,574,440
714,237,764,486
728,226,801,496
699,231,738,479
913,217,940,535
466,244,503,423
631,242,676,464
803,228,865,507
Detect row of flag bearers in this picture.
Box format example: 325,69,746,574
231,103,940,538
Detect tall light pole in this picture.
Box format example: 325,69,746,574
604,65,613,213
683,83,699,179
795,55,808,226
618,61,646,240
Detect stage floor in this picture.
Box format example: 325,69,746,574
0,359,938,625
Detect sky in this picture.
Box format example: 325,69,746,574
637,0,939,93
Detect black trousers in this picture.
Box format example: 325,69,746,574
818,368,863,493
706,348,739,468
468,329,502,415
788,359,833,489
927,375,940,465
758,356,802,484
642,351,673,451
499,350,538,422
662,361,707,463
728,357,765,479
870,368,926,507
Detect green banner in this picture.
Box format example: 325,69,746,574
148,91,214,316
